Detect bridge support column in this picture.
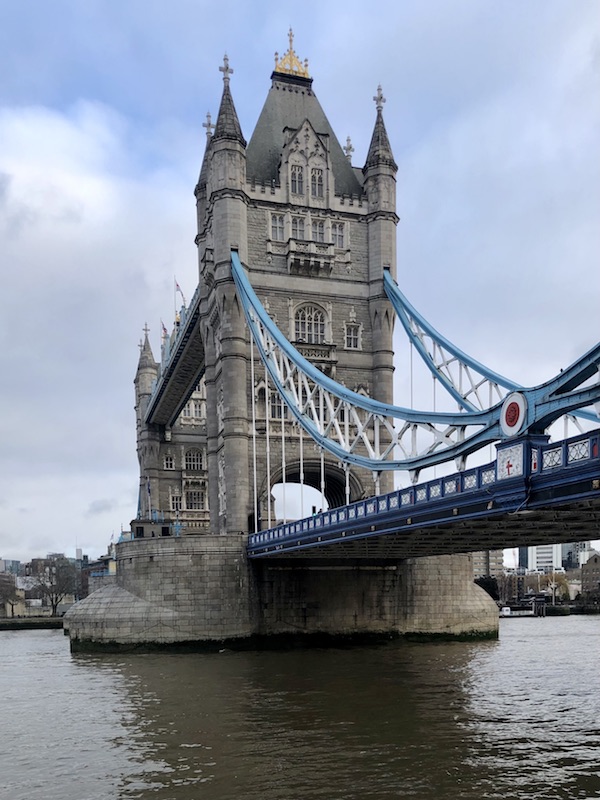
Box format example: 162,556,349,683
398,554,498,638
255,554,498,641
65,537,257,650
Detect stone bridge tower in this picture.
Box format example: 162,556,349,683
195,36,398,535
65,36,498,650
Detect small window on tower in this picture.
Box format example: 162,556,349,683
345,323,361,350
311,220,325,243
295,305,326,344
185,490,205,510
311,168,324,198
291,165,304,195
271,214,285,241
332,222,345,248
269,392,288,419
164,454,175,470
185,449,203,471
291,217,305,240
171,494,182,512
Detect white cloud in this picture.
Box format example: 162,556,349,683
0,101,197,561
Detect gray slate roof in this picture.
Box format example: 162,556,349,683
246,72,364,197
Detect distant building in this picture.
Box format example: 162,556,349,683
0,559,20,575
582,552,600,595
472,550,504,578
519,541,593,573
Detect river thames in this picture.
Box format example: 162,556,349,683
2,616,599,800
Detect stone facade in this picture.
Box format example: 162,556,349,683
65,37,499,649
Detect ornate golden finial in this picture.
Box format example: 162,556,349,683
274,28,310,78
373,84,386,112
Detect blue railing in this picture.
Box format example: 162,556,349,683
248,429,600,555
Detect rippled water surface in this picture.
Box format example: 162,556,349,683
2,617,599,799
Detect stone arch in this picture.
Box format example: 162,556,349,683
262,458,366,512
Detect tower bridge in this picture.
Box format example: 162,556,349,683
65,35,600,650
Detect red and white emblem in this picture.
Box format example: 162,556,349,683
500,392,527,437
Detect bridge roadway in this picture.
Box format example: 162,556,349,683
145,285,205,427
248,429,600,565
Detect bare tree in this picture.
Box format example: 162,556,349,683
0,573,18,618
30,558,78,616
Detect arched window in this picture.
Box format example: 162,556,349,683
345,323,360,349
291,216,305,240
271,214,284,241
295,305,326,344
185,449,203,471
270,391,288,419
291,165,304,195
311,168,323,198
311,220,325,242
331,222,345,248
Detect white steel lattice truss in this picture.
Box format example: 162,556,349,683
382,270,597,432
231,253,600,475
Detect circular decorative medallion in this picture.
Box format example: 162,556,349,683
500,392,527,437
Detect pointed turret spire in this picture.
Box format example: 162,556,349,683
137,324,157,372
364,85,397,171
212,54,246,146
196,112,213,190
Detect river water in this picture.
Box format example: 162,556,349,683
2,617,599,800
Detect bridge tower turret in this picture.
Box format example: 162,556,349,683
134,328,160,519
363,85,398,410
198,55,251,534
65,36,499,650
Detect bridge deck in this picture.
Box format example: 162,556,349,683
145,285,205,427
248,430,600,565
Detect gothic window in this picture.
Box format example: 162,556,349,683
193,400,204,418
295,305,326,344
182,403,192,418
331,222,345,248
291,217,305,240
291,165,304,195
171,494,182,512
185,449,203,471
311,220,325,242
185,490,205,510
271,214,284,241
311,168,324,198
269,392,288,419
163,454,175,470
345,323,361,350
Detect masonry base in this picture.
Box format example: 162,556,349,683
64,538,498,651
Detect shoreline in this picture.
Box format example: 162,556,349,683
0,617,64,631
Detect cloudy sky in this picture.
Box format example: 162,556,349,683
0,1,598,563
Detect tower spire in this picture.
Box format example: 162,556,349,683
364,84,396,171
212,54,246,145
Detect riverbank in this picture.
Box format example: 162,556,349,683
0,617,63,631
